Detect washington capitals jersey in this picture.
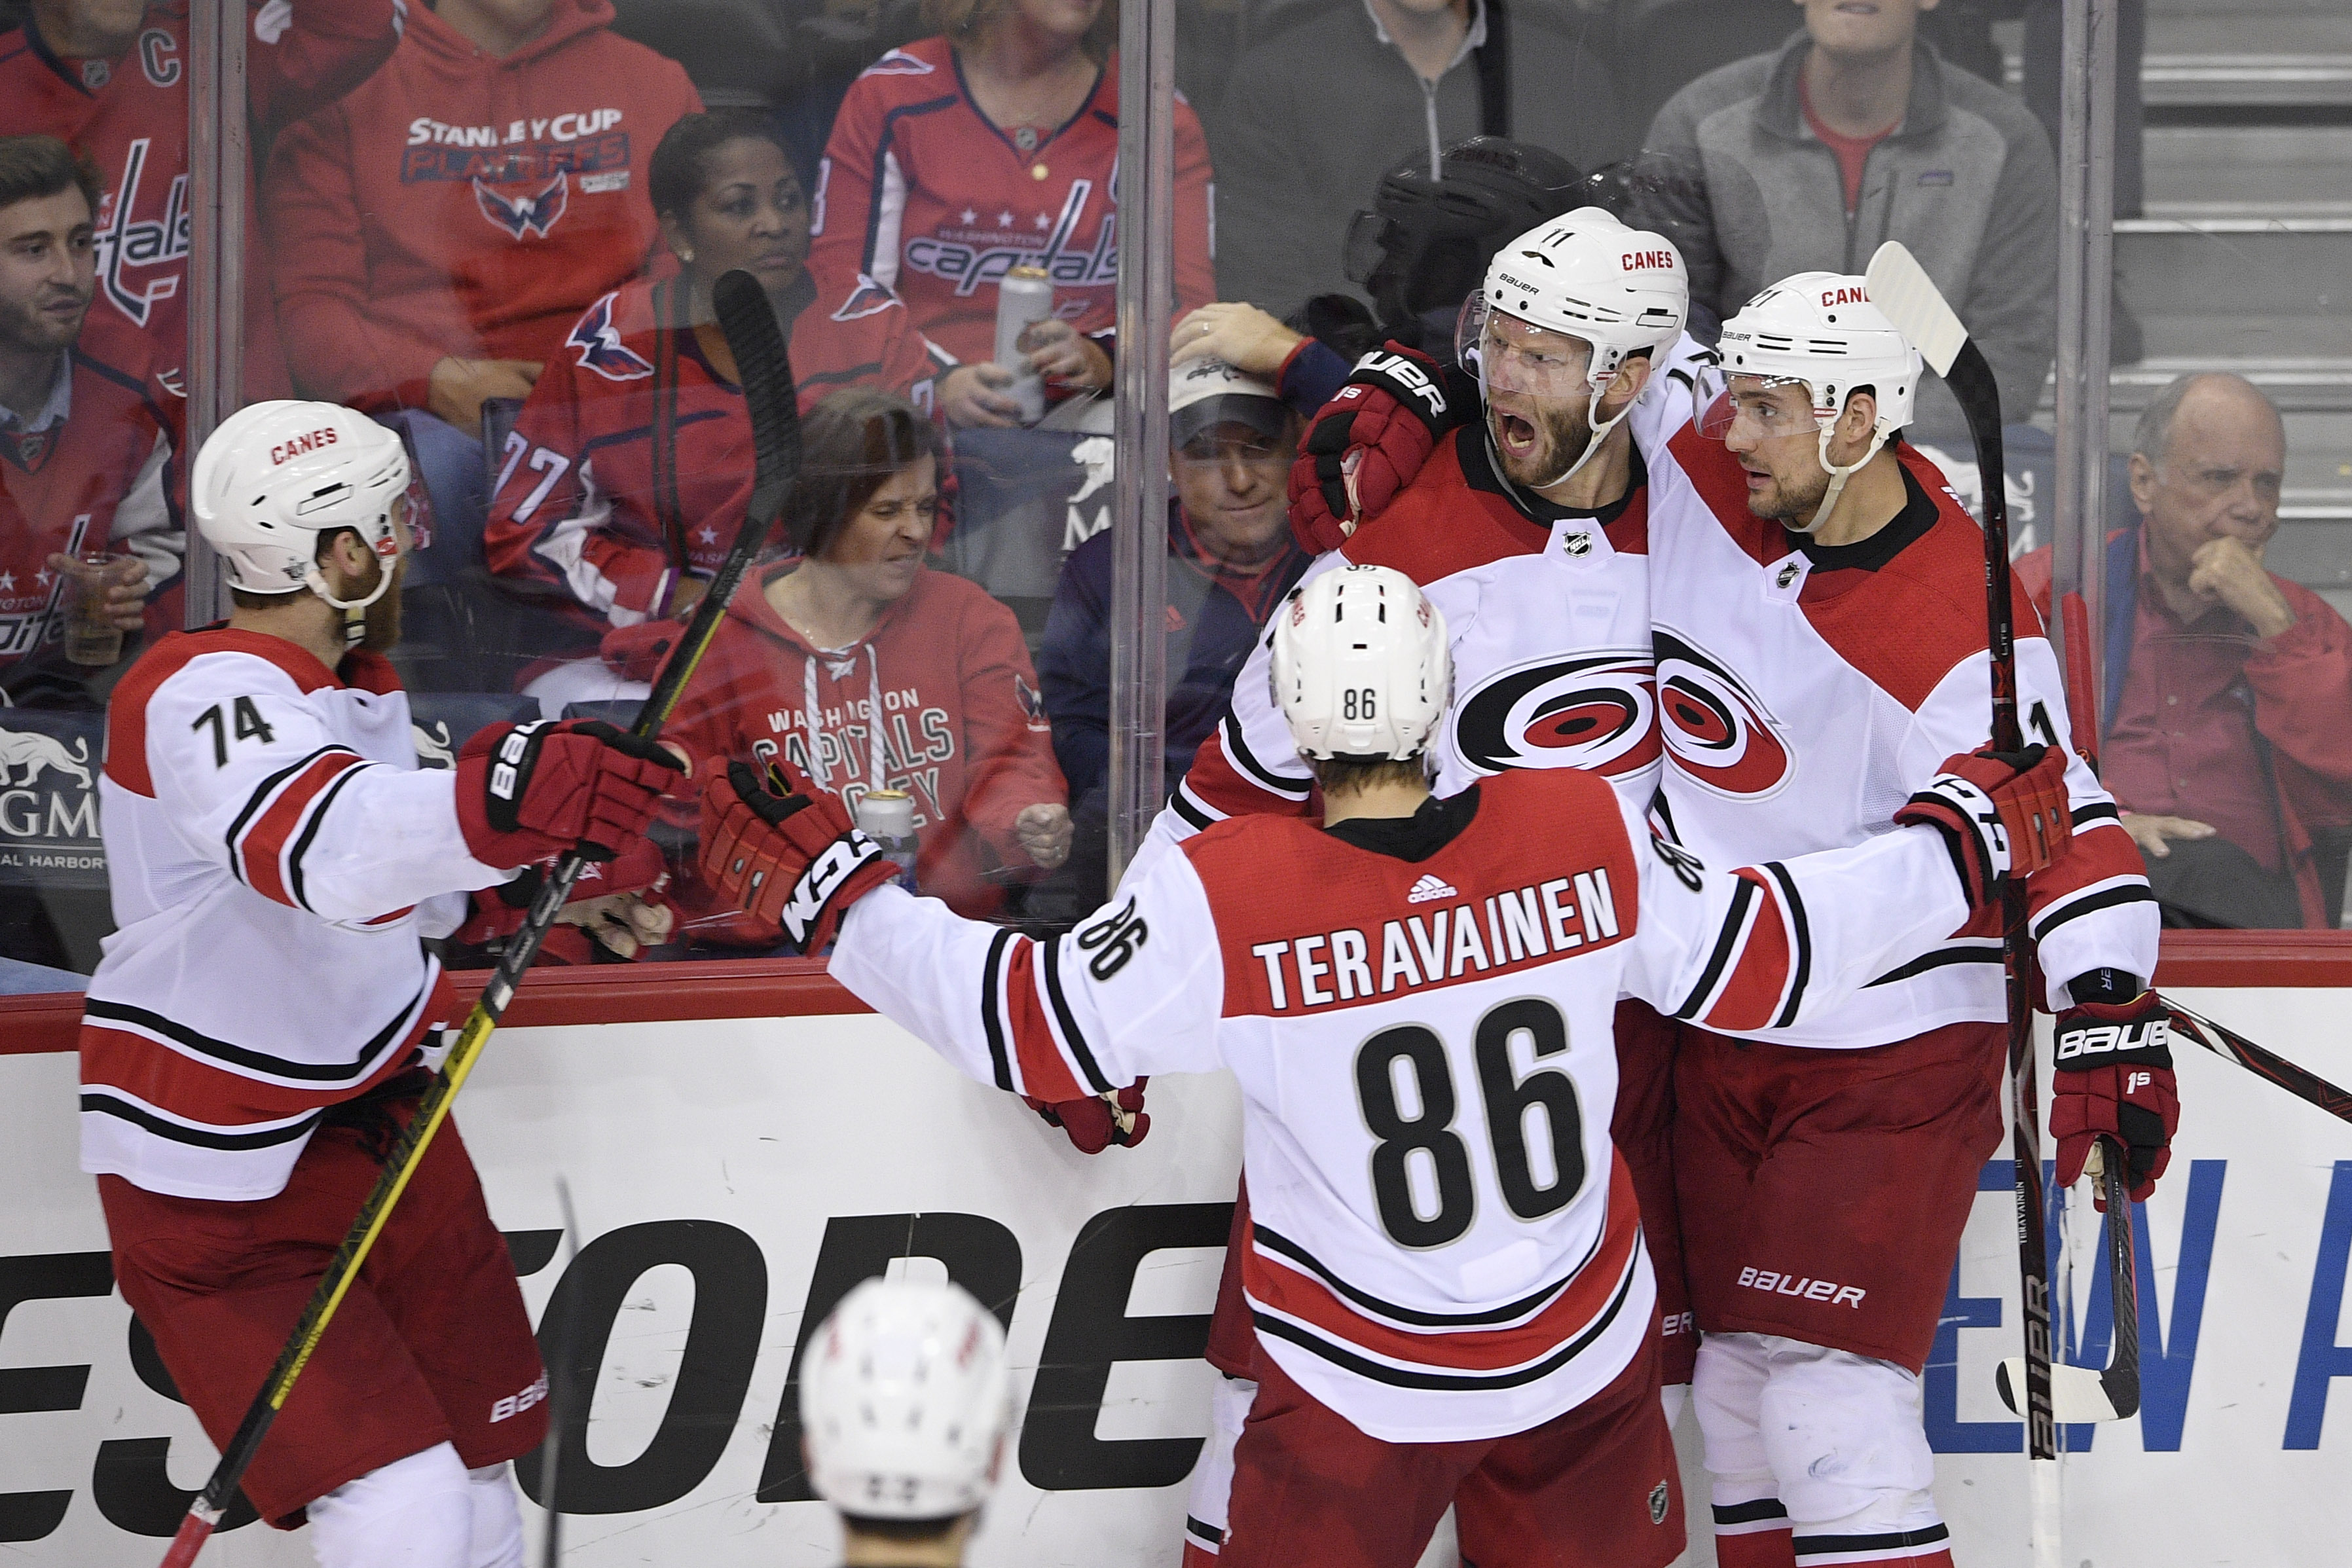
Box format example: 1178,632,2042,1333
1145,418,1659,871
833,768,1974,1441
1638,410,2156,1041
483,274,936,637
0,0,403,402
809,37,1214,369
81,630,509,1200
0,349,177,677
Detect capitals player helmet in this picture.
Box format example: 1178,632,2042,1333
1458,208,1688,485
191,401,413,611
798,1279,1012,1523
1699,272,1923,528
1270,564,1451,762
1344,137,1587,326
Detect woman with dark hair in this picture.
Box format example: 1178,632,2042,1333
809,0,1215,428
664,388,1070,941
484,109,938,712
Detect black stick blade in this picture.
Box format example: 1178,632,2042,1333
712,268,801,525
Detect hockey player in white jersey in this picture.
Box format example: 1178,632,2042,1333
79,401,684,1566
1160,208,1697,1565
798,1278,1014,1568
701,563,2076,1568
1281,273,2167,1568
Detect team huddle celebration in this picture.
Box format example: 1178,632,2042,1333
5,0,2344,1564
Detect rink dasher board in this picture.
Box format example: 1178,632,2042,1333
0,989,2344,1567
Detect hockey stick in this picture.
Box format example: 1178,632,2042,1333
157,270,799,1568
538,1177,584,1568
1988,582,2142,1423
1865,241,2062,1560
2165,1001,2352,1124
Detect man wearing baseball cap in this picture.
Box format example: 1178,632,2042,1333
1037,357,1312,898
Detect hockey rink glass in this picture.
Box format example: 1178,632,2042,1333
1694,369,1822,444
1456,297,1598,402
1342,208,1399,286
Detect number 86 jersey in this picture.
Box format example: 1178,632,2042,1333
830,766,1974,1443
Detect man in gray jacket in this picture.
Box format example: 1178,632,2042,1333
1209,0,1626,320
1635,0,2056,441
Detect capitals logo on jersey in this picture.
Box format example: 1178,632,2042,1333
1450,651,1659,779
905,178,1116,297
564,291,653,381
475,172,569,240
1653,627,1793,799
92,138,189,330
830,273,904,323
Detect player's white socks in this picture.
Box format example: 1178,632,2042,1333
305,1446,525,1568
467,1462,524,1568
1696,1334,1946,1567
1180,1372,1257,1562
307,1442,471,1568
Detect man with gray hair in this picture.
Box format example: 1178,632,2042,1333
2021,372,2352,927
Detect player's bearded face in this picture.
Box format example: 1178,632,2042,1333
1484,392,1592,489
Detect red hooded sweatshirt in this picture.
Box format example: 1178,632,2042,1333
263,0,701,413
659,560,1066,942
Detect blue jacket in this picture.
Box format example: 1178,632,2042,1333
1038,503,1311,812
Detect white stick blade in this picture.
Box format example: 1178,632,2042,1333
1864,241,1967,378
1996,1357,2129,1423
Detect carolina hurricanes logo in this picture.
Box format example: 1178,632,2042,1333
565,293,653,382
830,273,903,323
1450,651,1659,778
1653,628,1793,798
475,172,569,240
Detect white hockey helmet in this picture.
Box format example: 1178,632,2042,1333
192,400,414,611
1269,563,1451,762
1457,207,1687,486
1699,272,1923,529
799,1278,1012,1524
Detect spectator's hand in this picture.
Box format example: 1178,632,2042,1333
47,552,148,632
1021,319,1111,392
668,576,709,619
940,363,1023,428
2187,536,2296,638
2121,811,2216,861
555,888,676,959
1016,802,1073,869
1172,302,1304,378
428,356,543,431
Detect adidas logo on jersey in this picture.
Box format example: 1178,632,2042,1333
1406,873,1457,903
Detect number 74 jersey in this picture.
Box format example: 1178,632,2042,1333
830,766,1975,1444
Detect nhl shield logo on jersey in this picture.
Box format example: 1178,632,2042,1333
1653,629,1793,799
566,293,655,381
1449,651,1659,779
475,172,570,240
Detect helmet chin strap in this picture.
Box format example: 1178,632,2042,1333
1484,373,1631,494
303,553,394,649
1794,420,1892,534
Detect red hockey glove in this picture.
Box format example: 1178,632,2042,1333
1287,342,1467,553
699,759,896,952
2051,987,2177,1206
1892,744,2072,911
1023,1081,1151,1153
457,719,684,867
455,838,673,961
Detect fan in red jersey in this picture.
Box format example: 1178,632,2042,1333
483,109,937,716
707,560,2072,1568
0,0,402,404
263,0,701,431
808,0,1214,427
0,135,181,708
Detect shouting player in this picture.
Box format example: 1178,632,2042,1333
1283,273,2166,1568
78,401,684,1565
701,563,2074,1568
1156,206,1698,1562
